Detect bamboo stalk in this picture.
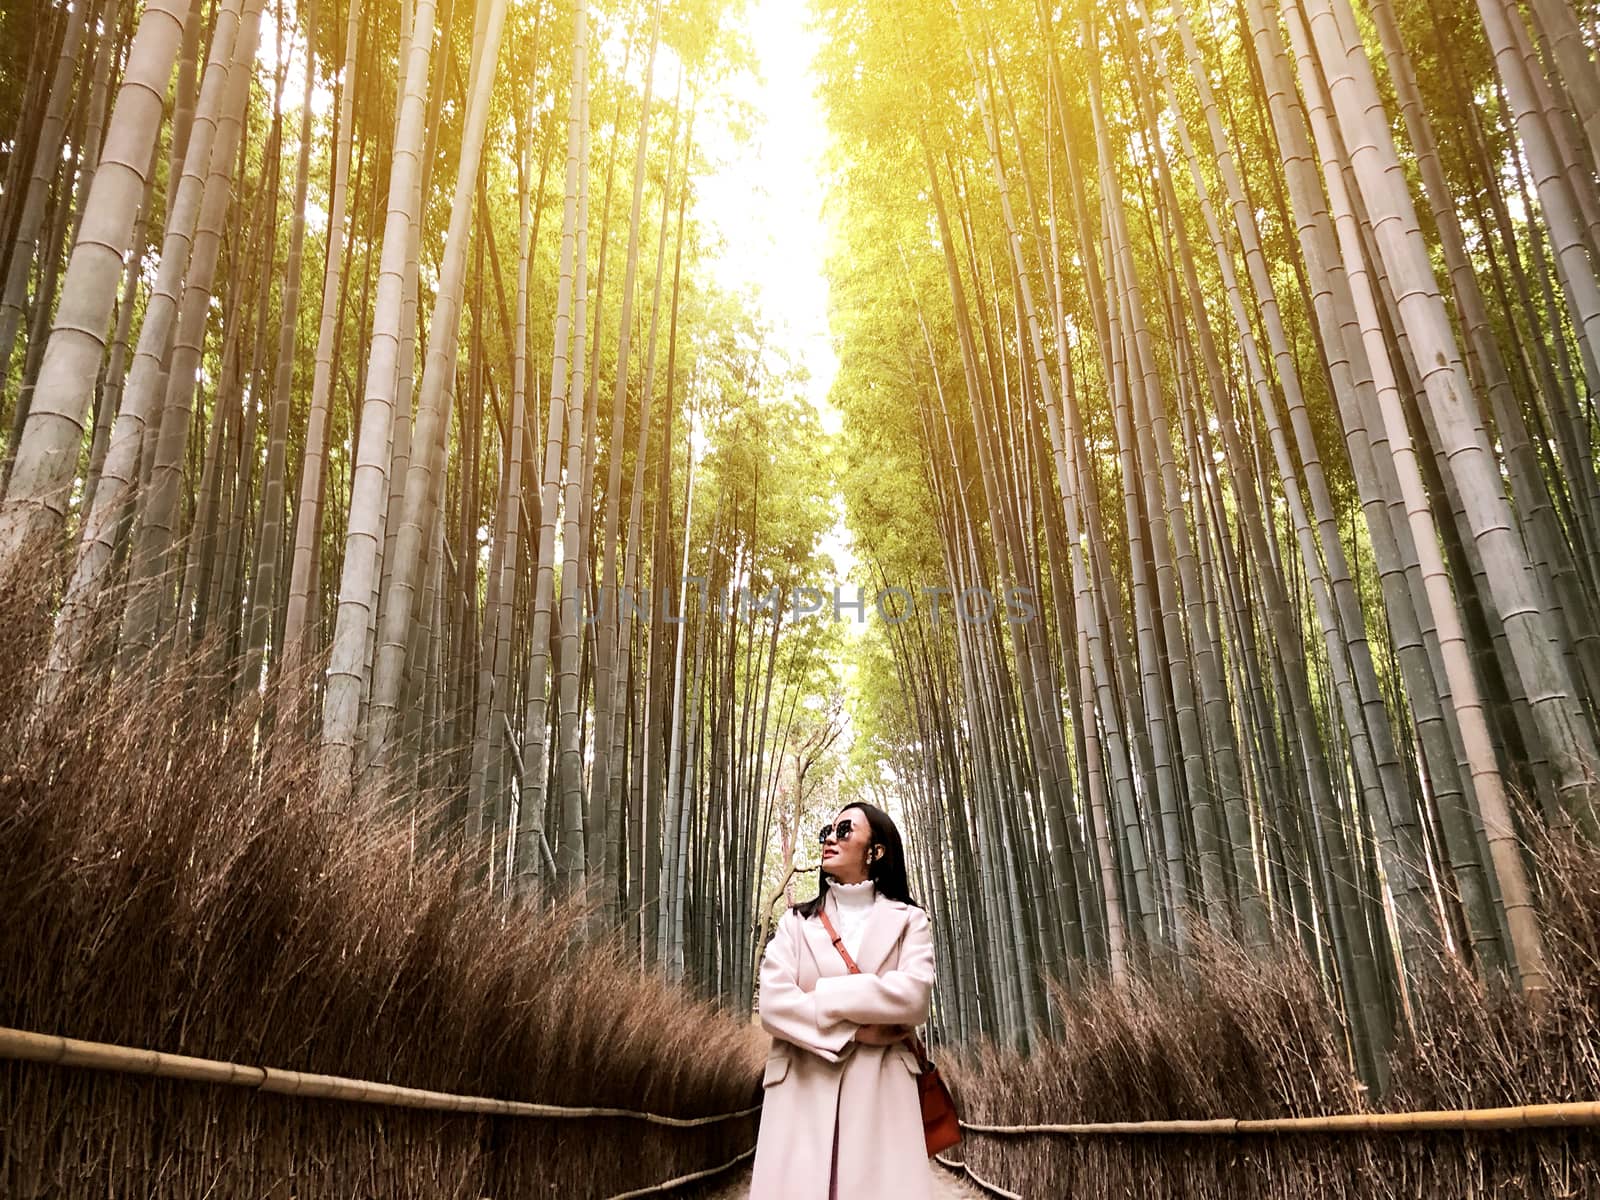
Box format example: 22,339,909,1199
0,1027,759,1127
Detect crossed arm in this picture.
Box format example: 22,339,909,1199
757,907,935,1062
813,906,934,1028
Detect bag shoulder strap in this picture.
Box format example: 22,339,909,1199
816,907,861,974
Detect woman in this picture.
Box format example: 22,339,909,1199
748,801,935,1200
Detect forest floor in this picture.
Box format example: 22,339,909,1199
703,1160,991,1199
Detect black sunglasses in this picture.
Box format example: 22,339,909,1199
818,818,857,844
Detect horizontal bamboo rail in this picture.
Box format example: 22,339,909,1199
959,1100,1600,1136
935,1152,1023,1198
0,1026,760,1128
606,1146,756,1198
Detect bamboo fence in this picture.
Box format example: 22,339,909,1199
12,1015,1600,1196
957,1103,1600,1134
11,1022,1600,1140
0,1026,760,1127
935,1153,1024,1198
604,1148,758,1198
2,1023,761,1197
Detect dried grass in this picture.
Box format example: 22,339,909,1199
12,560,1599,1198
0,569,763,1198
941,853,1600,1199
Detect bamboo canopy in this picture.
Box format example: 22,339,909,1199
0,1026,760,1127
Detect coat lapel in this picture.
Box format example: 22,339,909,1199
800,890,908,978
799,912,837,975
853,894,908,974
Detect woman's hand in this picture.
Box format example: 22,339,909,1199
853,1022,910,1045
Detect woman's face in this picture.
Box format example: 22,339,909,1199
821,805,875,883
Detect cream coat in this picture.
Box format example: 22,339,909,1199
748,888,935,1200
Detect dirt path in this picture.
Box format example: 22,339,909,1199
702,1159,992,1198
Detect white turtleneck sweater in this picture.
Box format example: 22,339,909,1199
827,876,877,959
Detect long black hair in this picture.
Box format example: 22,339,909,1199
793,800,920,918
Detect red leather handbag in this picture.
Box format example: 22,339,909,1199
818,909,962,1156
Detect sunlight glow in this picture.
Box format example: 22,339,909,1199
695,0,840,435
694,0,859,610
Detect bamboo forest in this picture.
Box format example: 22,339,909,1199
2,0,1600,1190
